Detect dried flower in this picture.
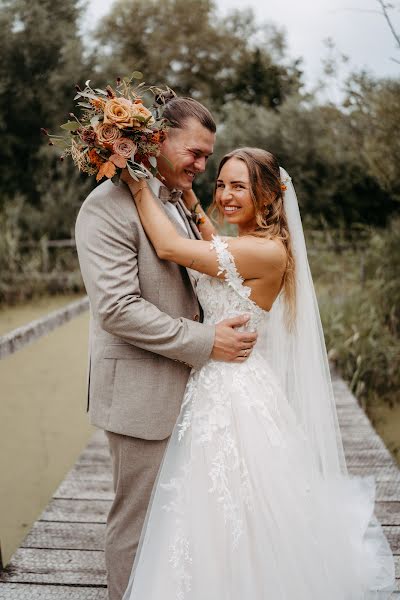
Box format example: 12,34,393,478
96,160,116,182
80,127,97,145
46,75,170,185
113,137,137,159
103,98,135,129
95,122,122,146
90,98,106,111
88,148,104,168
131,103,155,127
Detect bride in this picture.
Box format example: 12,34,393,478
121,147,394,599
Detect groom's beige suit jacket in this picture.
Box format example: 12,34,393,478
75,178,214,440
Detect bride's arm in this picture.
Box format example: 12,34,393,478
123,174,285,281
182,189,217,241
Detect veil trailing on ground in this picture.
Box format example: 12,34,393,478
264,168,347,479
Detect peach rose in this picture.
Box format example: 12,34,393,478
103,98,135,129
95,122,122,146
113,137,137,159
131,103,155,127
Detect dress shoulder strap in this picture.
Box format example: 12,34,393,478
210,235,252,302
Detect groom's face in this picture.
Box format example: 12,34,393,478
157,117,215,191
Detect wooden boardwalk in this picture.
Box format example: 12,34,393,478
0,372,399,598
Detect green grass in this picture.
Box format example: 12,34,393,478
308,217,400,464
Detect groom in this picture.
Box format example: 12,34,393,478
75,96,257,600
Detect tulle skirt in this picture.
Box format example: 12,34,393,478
123,354,395,599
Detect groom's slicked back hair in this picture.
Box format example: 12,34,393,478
163,97,216,133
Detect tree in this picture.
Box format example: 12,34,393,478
94,0,302,111
344,74,400,203
194,93,398,227
0,0,90,211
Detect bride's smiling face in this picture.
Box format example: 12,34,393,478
215,158,257,234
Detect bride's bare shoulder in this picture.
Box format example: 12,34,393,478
224,235,287,273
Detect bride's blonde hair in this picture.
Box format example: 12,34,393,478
210,147,296,326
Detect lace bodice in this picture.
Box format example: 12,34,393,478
196,235,269,331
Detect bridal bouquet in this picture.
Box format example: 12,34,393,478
43,76,173,184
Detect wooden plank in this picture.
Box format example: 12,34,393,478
344,448,396,468
348,465,400,482
375,482,400,502
40,499,110,524
0,297,89,359
0,584,107,599
0,549,106,586
75,448,111,466
383,526,400,554
341,436,388,451
54,478,113,501
22,522,105,551
375,503,400,526
68,463,113,482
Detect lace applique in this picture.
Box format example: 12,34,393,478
210,235,252,304
161,465,193,600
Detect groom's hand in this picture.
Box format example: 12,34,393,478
211,315,257,363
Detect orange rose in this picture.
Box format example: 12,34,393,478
95,122,122,146
131,103,155,127
103,98,135,129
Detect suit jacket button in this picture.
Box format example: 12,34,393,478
193,314,199,321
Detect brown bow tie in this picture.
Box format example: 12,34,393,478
158,185,183,205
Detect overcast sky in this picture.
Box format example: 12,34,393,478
84,0,400,94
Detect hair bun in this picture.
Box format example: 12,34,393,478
153,87,177,106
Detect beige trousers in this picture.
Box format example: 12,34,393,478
105,431,169,600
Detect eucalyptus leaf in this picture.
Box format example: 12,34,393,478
60,121,81,132
52,138,69,149
90,115,101,127
148,155,157,168
76,90,99,100
77,102,93,109
127,163,139,181
133,170,147,178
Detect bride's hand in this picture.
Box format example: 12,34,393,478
182,189,197,211
120,168,147,197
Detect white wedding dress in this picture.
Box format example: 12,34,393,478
123,234,395,600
